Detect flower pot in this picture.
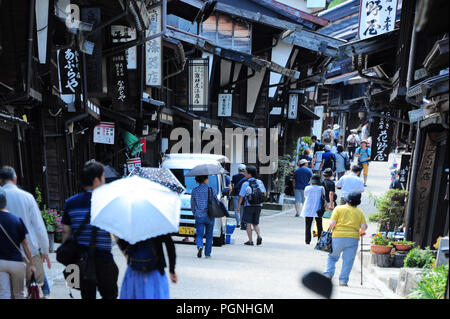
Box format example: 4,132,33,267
48,232,55,253
394,244,412,251
370,244,393,254
392,252,408,268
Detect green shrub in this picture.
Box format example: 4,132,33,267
407,264,449,299
368,189,408,231
404,247,435,269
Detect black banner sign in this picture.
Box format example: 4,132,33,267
370,111,395,162
109,53,129,111
58,48,81,95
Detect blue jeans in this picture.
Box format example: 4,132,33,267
323,237,359,283
195,215,214,257
232,196,241,226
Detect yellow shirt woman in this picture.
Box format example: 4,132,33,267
330,204,367,239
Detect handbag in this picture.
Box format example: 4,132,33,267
77,226,98,284
316,187,326,218
339,152,351,171
28,273,40,299
315,228,333,253
56,213,90,266
207,187,229,218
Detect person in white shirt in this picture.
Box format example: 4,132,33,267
335,165,365,205
346,129,360,162
311,144,325,175
301,175,325,245
0,166,50,291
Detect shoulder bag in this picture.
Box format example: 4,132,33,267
207,187,229,218
315,227,333,253
316,186,326,218
56,213,90,266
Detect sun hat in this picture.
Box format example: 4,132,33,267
298,159,309,166
323,168,333,177
345,192,362,206
324,145,331,151
333,124,340,130
238,164,246,171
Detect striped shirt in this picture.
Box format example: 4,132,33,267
191,184,216,218
62,191,112,258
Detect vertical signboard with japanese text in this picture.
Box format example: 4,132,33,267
218,94,232,117
146,4,162,87
288,94,299,120
370,111,394,161
109,53,129,111
399,153,411,190
358,0,398,40
57,48,81,95
188,58,209,112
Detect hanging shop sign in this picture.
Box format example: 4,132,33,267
218,94,232,117
93,122,115,145
109,53,129,110
111,25,137,69
370,111,395,162
358,0,398,40
145,3,163,86
287,94,299,120
188,58,209,112
57,48,81,95
127,157,142,173
399,153,411,190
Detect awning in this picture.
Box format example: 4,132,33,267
337,29,399,59
224,117,257,130
172,106,200,120
166,26,300,80
324,71,359,85
407,73,449,98
298,105,320,120
99,106,136,132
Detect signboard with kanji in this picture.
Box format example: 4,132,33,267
370,111,395,161
218,94,232,117
109,53,129,110
127,157,142,174
94,122,115,145
399,153,411,190
358,0,398,40
288,94,299,120
111,25,137,69
145,4,162,87
188,58,209,112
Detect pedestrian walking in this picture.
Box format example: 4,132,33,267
355,140,371,186
322,169,337,213
299,149,313,169
322,125,335,147
336,165,365,206
323,192,368,286
237,165,266,246
360,122,370,142
191,175,216,258
61,160,119,299
292,159,313,217
311,144,325,175
335,144,350,180
301,175,325,245
346,129,360,161
320,145,337,173
310,136,321,154
231,164,246,228
116,235,177,299
235,176,248,230
389,170,404,190
333,124,340,146
0,188,36,299
0,166,50,294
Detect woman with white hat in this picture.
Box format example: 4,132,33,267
333,124,340,146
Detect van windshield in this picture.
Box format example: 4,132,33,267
170,169,219,194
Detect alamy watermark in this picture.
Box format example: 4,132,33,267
169,120,279,174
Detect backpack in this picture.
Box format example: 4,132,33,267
127,239,159,273
323,130,332,143
247,179,265,205
339,152,351,171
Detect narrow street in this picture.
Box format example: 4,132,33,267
47,155,400,299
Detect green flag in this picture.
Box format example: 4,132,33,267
121,130,142,156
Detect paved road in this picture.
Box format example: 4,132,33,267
47,153,402,299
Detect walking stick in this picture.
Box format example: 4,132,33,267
360,235,363,285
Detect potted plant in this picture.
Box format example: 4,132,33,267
393,239,415,251
370,232,393,254
41,208,63,252
275,154,293,204
404,247,436,269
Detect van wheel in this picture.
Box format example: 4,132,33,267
213,228,225,247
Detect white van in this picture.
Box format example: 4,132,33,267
161,153,230,246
